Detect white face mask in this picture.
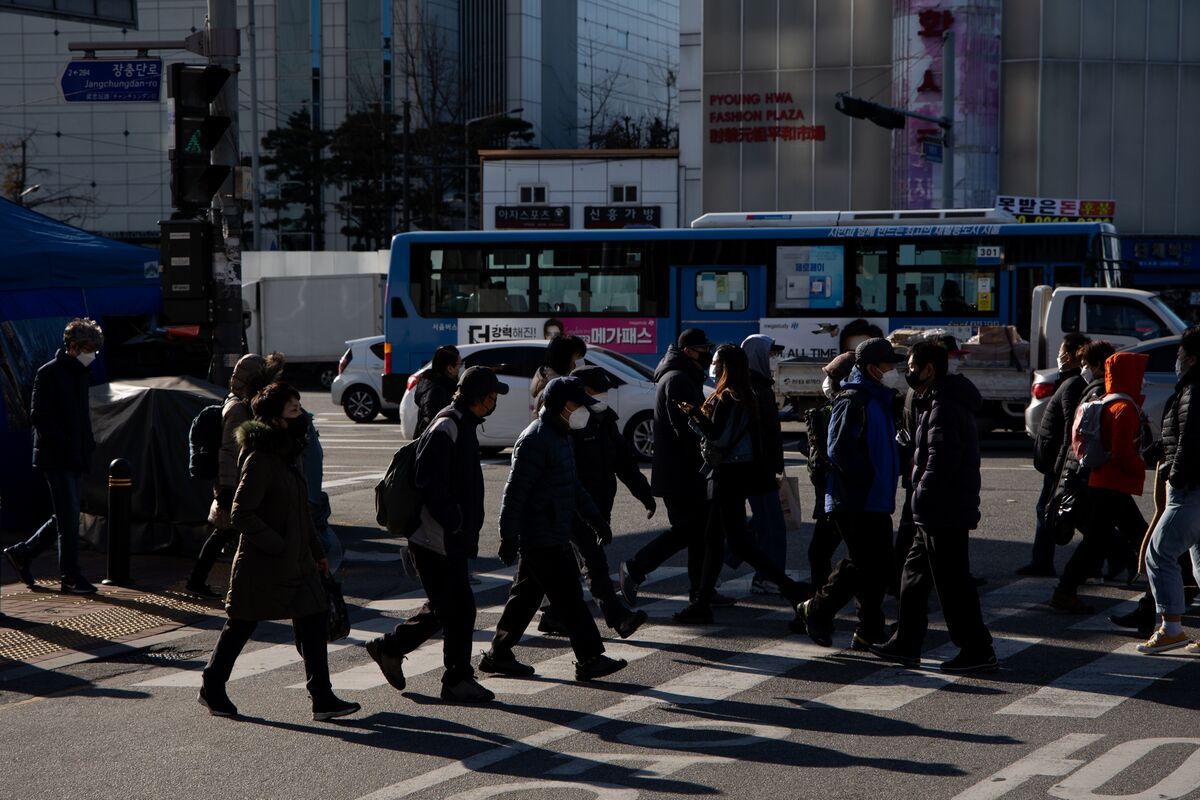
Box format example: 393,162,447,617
1057,353,1069,370
821,376,837,401
1081,366,1095,384
567,406,591,430
590,393,608,413
947,358,960,375
77,351,97,367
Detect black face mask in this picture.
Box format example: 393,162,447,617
287,414,311,439
691,347,713,371
905,370,927,391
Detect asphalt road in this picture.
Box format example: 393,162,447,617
2,392,1198,800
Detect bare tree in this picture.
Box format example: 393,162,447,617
1,134,97,225
577,41,624,147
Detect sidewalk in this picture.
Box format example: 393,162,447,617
0,543,227,672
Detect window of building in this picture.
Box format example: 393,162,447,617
611,184,639,203
519,185,546,204
695,271,748,311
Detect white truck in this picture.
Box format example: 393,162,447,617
775,285,1189,431
242,273,387,389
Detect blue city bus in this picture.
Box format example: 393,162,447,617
381,209,1120,402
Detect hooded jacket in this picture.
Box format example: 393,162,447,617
742,334,784,476
499,406,602,551
1161,363,1200,490
911,373,983,530
650,346,708,497
209,353,283,529
1087,352,1149,496
30,349,95,473
409,402,486,558
1033,368,1085,477
226,419,326,621
825,366,900,515
571,406,654,516
413,370,457,437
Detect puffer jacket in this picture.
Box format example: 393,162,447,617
413,371,456,437
30,349,95,473
499,408,602,552
409,403,485,558
911,373,983,531
689,392,775,497
226,420,326,621
825,366,900,515
742,334,785,476
1160,363,1200,490
1087,352,1149,496
209,353,282,528
571,407,653,516
1033,368,1084,477
650,347,707,497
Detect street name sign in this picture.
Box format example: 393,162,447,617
61,58,163,102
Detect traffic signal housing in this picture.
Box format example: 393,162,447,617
159,218,213,324
168,63,232,211
835,92,906,130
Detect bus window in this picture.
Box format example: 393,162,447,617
416,246,533,315
696,271,748,311
536,244,645,314
896,243,998,315
855,248,888,314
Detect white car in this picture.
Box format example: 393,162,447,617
399,340,659,459
331,336,400,423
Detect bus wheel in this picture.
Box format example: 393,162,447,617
624,411,655,462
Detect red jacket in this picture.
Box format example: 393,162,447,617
1088,352,1149,496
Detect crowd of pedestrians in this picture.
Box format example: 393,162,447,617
7,317,1200,723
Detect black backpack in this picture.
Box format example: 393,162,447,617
188,402,225,480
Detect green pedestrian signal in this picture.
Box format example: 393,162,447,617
184,129,204,155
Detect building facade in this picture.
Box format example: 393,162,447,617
679,0,1200,237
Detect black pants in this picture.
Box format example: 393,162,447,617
190,527,239,586
492,543,604,661
626,492,708,593
203,611,332,700
895,526,993,653
378,543,476,684
697,476,808,606
551,519,627,627
1059,488,1147,594
894,487,917,590
808,511,893,636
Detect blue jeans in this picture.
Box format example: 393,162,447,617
1145,484,1200,616
1031,471,1058,569
19,470,83,580
748,491,787,582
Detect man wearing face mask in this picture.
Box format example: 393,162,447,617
870,342,997,673
619,329,724,608
485,377,628,681
6,318,103,595
794,338,903,649
365,366,506,703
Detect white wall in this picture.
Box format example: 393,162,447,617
242,250,388,282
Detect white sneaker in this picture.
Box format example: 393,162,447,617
750,578,779,595
1184,640,1200,656
1136,628,1190,654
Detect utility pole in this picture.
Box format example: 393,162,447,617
207,0,243,386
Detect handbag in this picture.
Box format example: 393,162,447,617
323,574,351,642
700,409,750,468
1047,471,1084,546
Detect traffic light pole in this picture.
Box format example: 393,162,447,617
207,0,243,388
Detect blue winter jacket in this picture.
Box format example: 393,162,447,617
825,366,900,515
499,407,603,552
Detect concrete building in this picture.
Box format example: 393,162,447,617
678,0,1200,236
0,0,678,247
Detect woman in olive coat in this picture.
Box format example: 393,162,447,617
199,382,361,722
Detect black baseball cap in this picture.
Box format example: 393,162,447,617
571,365,619,393
542,376,598,413
678,328,712,349
458,366,509,397
855,337,905,367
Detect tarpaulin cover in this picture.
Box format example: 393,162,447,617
80,376,226,553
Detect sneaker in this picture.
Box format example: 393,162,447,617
536,612,569,637
1109,609,1156,638
198,684,238,717
751,578,780,595
185,581,222,599
618,561,640,606
575,653,627,681
312,696,362,721
940,648,999,673
1048,589,1094,615
1185,641,1200,655
851,628,887,652
672,603,713,625
364,638,406,691
440,676,495,703
1015,563,1057,578
4,547,33,587
60,575,97,595
868,638,921,668
479,650,535,677
793,599,832,647
708,591,737,609
613,609,648,640
1136,628,1190,655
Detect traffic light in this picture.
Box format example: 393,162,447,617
835,92,906,130
168,63,232,211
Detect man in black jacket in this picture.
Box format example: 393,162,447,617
619,329,723,607
870,342,997,673
1020,332,1089,577
365,366,505,703
5,319,103,595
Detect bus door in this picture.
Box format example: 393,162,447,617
676,266,765,349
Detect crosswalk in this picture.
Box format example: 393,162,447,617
133,568,1200,721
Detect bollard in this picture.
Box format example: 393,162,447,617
102,458,133,586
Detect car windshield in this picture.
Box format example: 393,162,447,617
1149,296,1188,335
590,346,655,381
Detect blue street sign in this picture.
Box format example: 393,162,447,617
60,58,163,103
921,140,943,163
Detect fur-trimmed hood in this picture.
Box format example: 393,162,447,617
236,418,303,461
